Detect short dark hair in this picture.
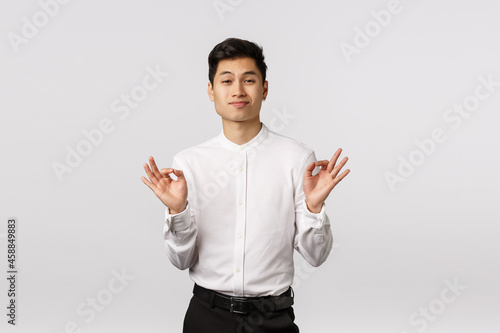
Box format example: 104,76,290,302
208,38,267,86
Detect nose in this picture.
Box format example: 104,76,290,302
232,80,246,97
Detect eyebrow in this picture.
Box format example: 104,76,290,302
219,70,258,76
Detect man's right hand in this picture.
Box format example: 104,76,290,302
141,156,188,214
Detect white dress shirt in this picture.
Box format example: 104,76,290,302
163,122,333,297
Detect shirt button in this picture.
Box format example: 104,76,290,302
236,267,240,273
239,147,244,151
239,200,243,205
238,233,242,239
239,167,244,172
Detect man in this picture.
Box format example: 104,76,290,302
141,38,350,332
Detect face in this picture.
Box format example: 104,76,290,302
208,57,268,125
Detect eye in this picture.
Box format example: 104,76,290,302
222,80,231,84
245,79,255,83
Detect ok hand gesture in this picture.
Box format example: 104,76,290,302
303,148,350,213
141,156,188,214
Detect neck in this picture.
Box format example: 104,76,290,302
221,118,262,145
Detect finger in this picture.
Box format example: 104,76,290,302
315,160,329,170
141,176,156,192
143,162,159,184
161,168,181,181
332,169,350,186
304,162,316,178
330,157,349,178
326,148,342,173
160,168,175,179
149,156,164,180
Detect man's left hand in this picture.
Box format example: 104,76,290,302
303,148,350,213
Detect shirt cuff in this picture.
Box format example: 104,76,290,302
165,202,191,232
302,199,328,229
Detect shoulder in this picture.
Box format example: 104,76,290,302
172,135,219,165
265,126,315,161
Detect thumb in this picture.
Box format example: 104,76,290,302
304,162,316,178
172,169,184,179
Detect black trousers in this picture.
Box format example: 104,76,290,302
183,293,300,333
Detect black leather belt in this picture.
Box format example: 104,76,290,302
193,284,294,314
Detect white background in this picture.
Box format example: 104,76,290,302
1,0,499,332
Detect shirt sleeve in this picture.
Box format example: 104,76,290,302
163,155,198,270
293,151,334,267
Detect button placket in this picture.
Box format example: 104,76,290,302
233,149,247,295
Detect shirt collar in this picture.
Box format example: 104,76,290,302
218,122,269,152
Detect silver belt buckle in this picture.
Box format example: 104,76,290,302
229,296,249,314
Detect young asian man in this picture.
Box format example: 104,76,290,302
141,37,350,332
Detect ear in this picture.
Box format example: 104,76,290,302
262,81,269,101
208,82,215,102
